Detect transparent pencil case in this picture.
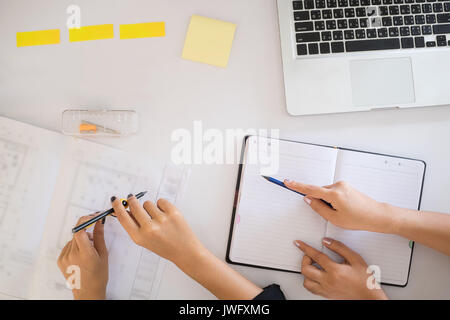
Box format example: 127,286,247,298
62,109,139,137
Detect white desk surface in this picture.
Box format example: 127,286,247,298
1,0,449,300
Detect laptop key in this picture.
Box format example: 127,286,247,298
296,32,321,42
433,23,450,33
338,19,348,28
422,3,432,13
404,15,415,25
389,27,399,36
356,29,366,38
360,18,369,27
327,0,338,7
297,44,308,55
316,0,327,8
333,30,344,40
294,11,310,20
331,41,345,52
367,28,377,37
322,10,333,19
389,5,400,15
378,27,389,37
437,13,450,22
393,16,404,25
326,20,337,29
422,25,432,34
379,6,389,15
356,7,366,16
411,4,422,13
382,17,393,26
426,41,436,47
311,10,322,19
308,43,320,54
415,15,426,24
426,14,437,24
400,26,411,35
345,8,356,17
433,3,443,12
401,37,414,48
400,5,411,14
349,18,359,27
345,38,400,51
414,36,425,47
322,31,333,40
315,21,326,30
293,1,303,10
334,9,344,18
344,29,355,39
411,25,421,35
296,22,314,32
437,34,447,45
320,42,331,53
305,0,315,9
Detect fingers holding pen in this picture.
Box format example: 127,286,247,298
111,196,140,234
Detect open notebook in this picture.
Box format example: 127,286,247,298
0,116,186,299
227,136,426,286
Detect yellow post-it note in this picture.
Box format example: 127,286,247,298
69,24,114,42
120,22,165,39
17,29,60,47
182,15,236,68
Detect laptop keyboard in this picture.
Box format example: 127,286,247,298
292,0,450,55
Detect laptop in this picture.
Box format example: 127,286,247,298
277,0,450,115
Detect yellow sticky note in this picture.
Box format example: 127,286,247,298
69,24,114,42
120,22,165,39
17,29,60,47
182,15,236,68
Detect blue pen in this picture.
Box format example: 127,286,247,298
261,175,334,209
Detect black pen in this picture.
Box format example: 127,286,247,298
72,191,148,233
261,176,334,209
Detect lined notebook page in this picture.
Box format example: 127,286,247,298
325,150,425,285
229,137,337,272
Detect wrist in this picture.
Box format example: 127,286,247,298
73,289,106,300
364,288,388,300
378,202,409,235
370,202,398,234
174,244,212,277
173,242,209,271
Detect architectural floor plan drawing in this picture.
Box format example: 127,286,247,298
0,117,187,300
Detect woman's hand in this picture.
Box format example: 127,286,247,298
295,238,388,300
112,195,263,300
111,195,205,269
57,214,108,300
285,180,395,233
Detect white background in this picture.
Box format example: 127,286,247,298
0,0,449,299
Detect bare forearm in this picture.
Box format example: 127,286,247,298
385,204,450,256
176,248,263,300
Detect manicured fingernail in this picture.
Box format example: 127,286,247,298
127,193,133,198
284,179,290,184
323,237,332,245
110,196,116,202
304,197,312,205
294,240,303,249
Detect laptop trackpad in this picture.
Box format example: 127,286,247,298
350,58,415,108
